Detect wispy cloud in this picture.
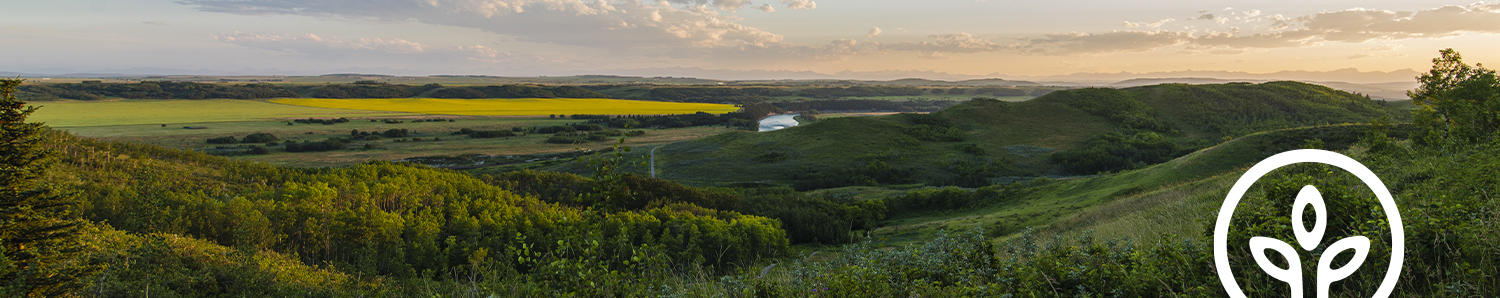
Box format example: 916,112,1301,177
183,0,793,50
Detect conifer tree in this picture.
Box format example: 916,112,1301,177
0,78,95,296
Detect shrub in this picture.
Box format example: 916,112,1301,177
206,136,237,144
469,130,516,138
240,133,278,143
380,129,409,138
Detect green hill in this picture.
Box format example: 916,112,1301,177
652,81,1410,189
866,123,1405,244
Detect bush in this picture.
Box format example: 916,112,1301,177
284,139,347,152
247,146,271,155
205,136,236,144
380,129,409,138
240,133,278,143
469,130,516,138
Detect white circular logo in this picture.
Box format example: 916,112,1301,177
1213,149,1403,298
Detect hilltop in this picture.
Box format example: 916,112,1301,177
647,81,1411,189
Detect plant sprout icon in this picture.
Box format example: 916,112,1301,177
1214,150,1403,298
1249,185,1370,298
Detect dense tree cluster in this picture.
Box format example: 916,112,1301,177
284,138,348,152
0,79,97,296
1049,131,1182,174
1051,88,1171,132
780,99,959,113
794,86,924,99
17,81,296,100
42,133,789,294
312,82,437,98
429,85,607,99
292,117,352,125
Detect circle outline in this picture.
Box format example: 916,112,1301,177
1213,149,1403,298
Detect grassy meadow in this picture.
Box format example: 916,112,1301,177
269,97,740,116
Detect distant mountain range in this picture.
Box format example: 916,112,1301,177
3,66,1418,99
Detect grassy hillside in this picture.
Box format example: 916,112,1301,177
652,81,1410,188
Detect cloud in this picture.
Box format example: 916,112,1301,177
211,32,558,64
780,0,816,10
1122,18,1173,28
867,26,881,38
214,32,428,54
994,2,1500,55
755,4,774,12
142,21,170,26
1370,44,1403,51
882,33,1005,57
1012,31,1191,55
183,0,788,51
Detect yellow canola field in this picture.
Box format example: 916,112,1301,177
269,98,741,116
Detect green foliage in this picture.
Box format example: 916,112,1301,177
736,188,887,244
773,228,1219,297
1409,48,1500,146
42,131,789,294
778,99,960,113
900,113,967,142
284,138,347,152
205,136,237,144
379,128,409,138
1050,131,1182,174
248,146,271,155
0,79,98,296
240,132,279,143
18,81,295,100
885,183,1025,215
467,130,516,138
1052,87,1171,131
428,85,608,99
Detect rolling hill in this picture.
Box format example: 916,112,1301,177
649,81,1412,188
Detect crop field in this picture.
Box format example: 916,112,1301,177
31,99,411,127
269,98,740,116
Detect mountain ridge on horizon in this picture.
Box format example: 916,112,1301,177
4,66,1420,85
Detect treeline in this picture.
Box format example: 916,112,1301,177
484,170,887,245
779,99,960,113
16,81,609,100
1049,131,1184,174
311,83,609,99
18,81,296,100
636,86,939,103
567,102,781,130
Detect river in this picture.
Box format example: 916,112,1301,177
758,113,800,132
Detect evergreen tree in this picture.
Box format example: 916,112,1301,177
0,79,96,296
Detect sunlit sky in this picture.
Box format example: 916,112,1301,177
3,0,1498,79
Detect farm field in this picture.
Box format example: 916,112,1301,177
58,117,735,167
269,97,740,116
30,99,412,127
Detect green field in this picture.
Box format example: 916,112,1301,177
270,97,740,116
31,99,411,127
58,117,733,167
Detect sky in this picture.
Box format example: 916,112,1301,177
3,0,1499,79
